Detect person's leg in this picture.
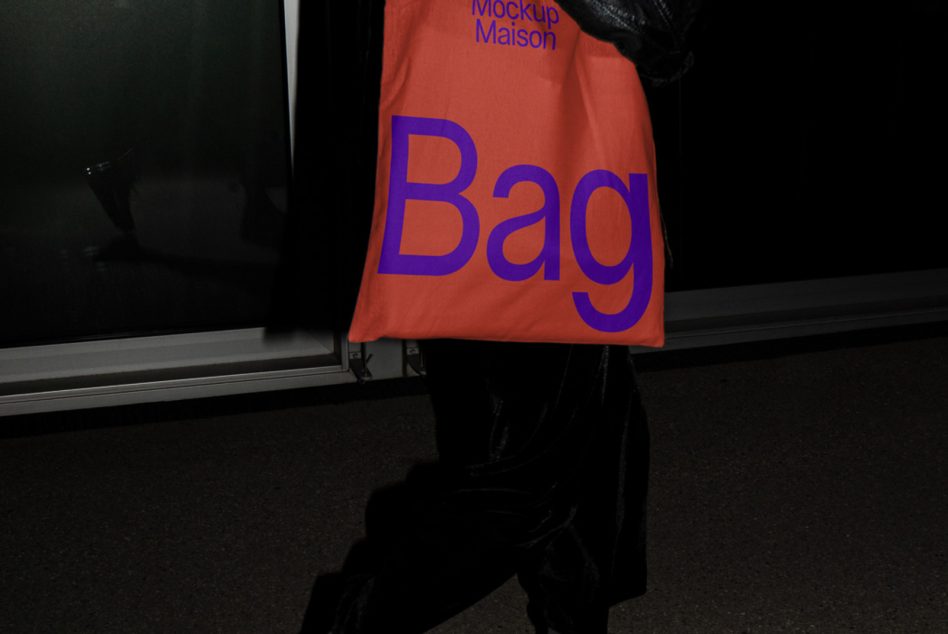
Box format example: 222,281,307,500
517,345,650,634
303,340,611,633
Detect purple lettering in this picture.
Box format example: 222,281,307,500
570,172,653,332
529,30,543,48
498,24,512,45
472,0,490,18
486,165,560,281
475,17,495,44
544,30,556,50
492,0,505,18
507,1,519,20
379,116,653,334
379,116,479,276
547,6,559,29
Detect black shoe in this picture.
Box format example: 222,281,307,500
299,573,345,634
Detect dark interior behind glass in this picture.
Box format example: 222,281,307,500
647,0,948,291
0,0,291,347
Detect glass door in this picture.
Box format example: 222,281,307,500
0,0,343,415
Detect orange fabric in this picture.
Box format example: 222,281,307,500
348,0,664,346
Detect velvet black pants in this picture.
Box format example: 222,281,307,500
301,341,649,633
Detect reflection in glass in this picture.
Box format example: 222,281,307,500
0,0,291,347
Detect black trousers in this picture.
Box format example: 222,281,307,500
302,341,649,633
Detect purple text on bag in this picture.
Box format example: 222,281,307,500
379,115,653,333
379,116,480,276
570,171,653,332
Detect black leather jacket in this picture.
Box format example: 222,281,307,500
556,0,703,84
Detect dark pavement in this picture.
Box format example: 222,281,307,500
1,327,946,633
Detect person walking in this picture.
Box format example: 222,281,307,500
297,1,703,632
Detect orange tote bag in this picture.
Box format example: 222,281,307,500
348,0,665,346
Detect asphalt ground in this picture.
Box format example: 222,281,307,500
2,326,946,633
